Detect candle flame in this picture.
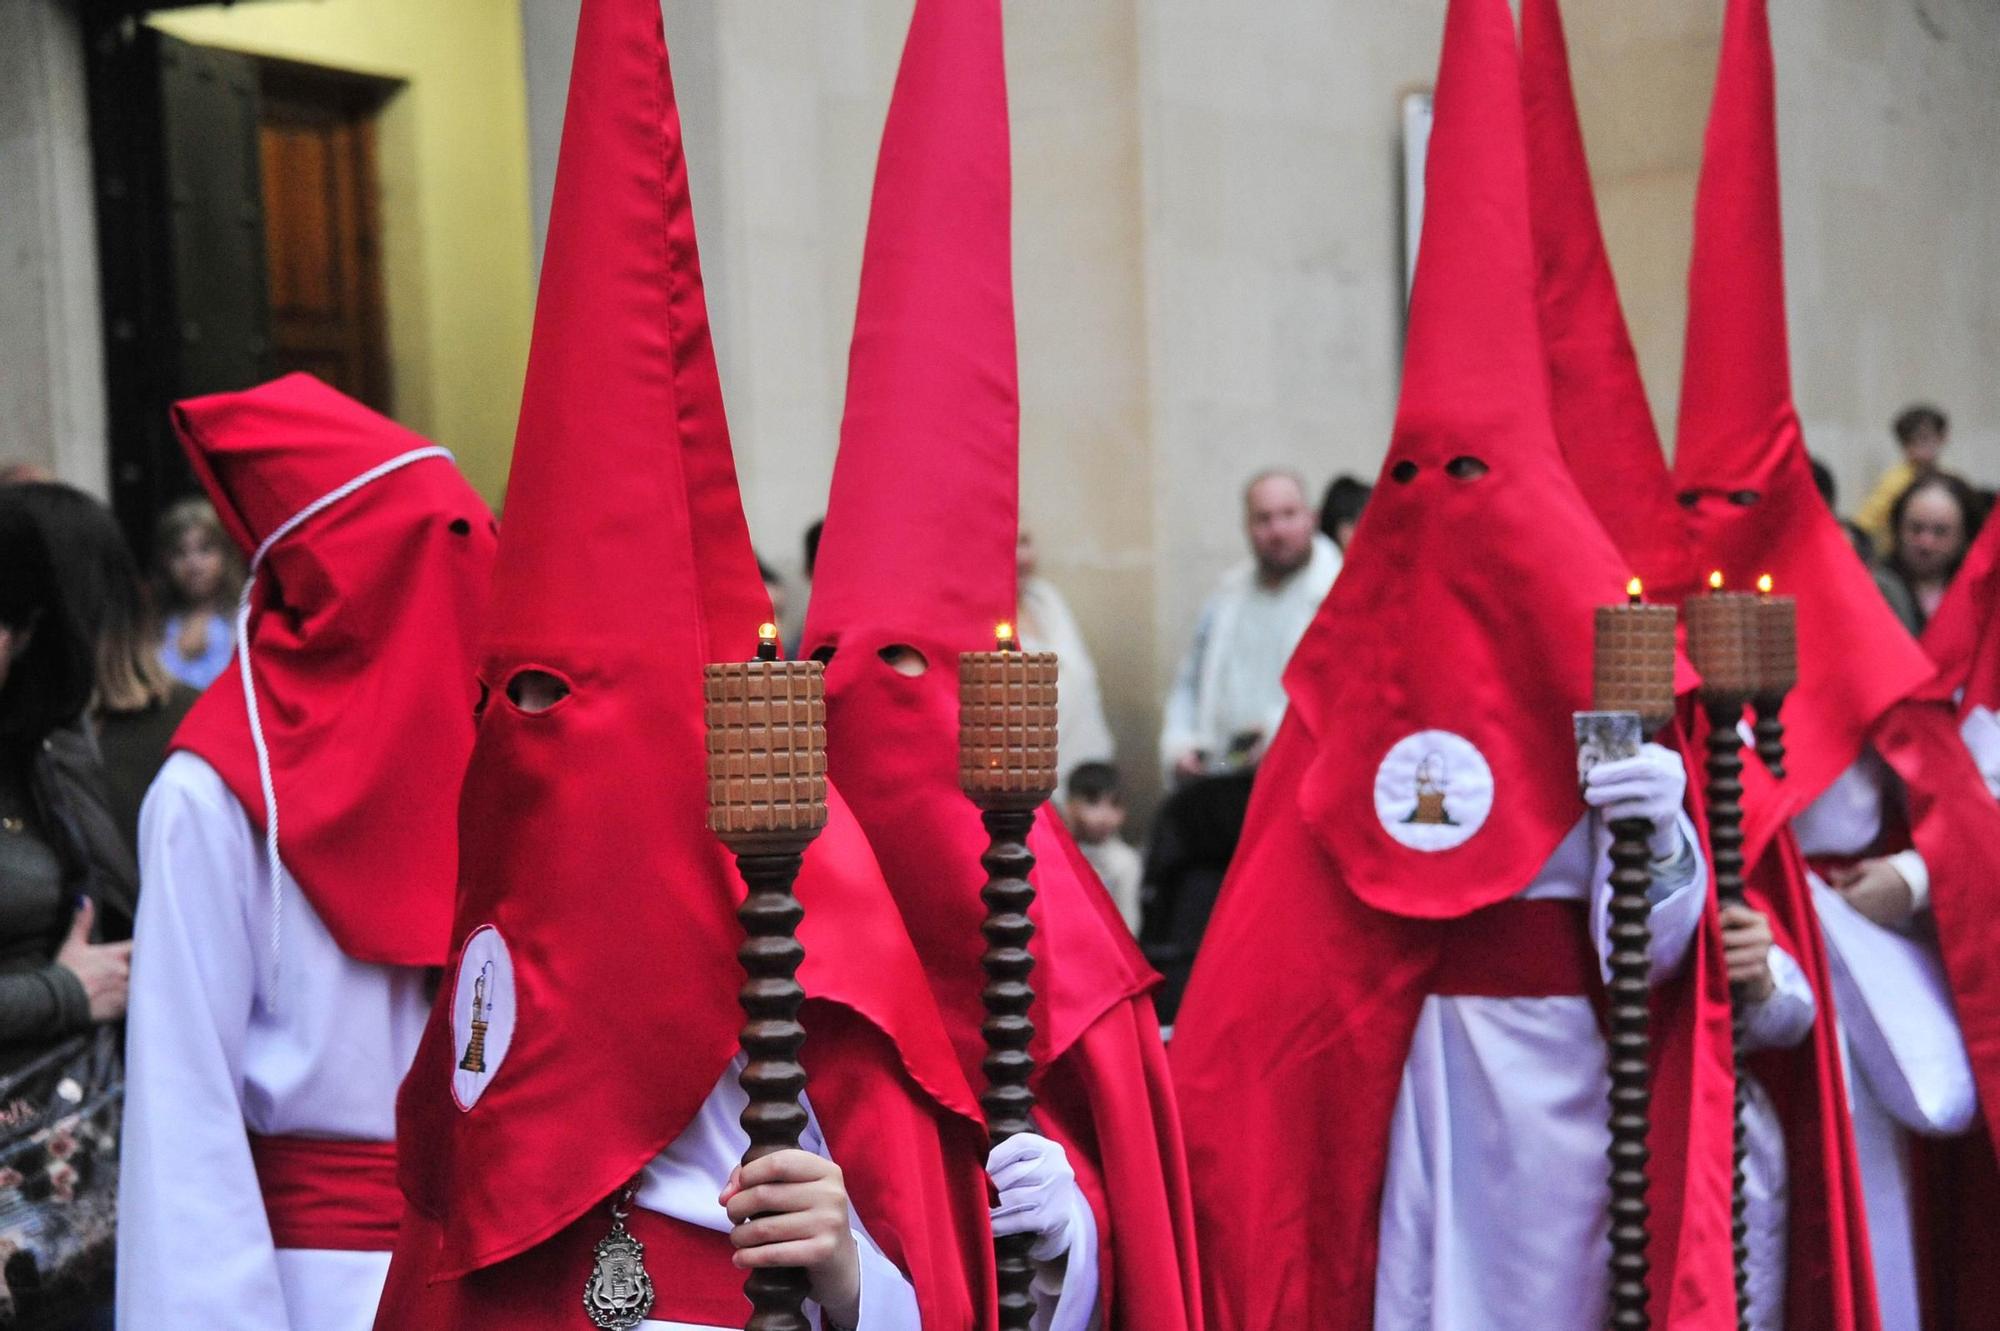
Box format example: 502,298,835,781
1757,573,1774,595
1626,577,1643,602
1708,570,1725,591
755,621,780,662
758,621,779,642
995,621,1017,649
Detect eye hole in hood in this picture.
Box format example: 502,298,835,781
1445,455,1489,481
505,667,572,714
1391,460,1420,484
878,644,929,677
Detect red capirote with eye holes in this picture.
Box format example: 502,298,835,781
1171,0,1738,1325
801,1,1202,1327
377,0,994,1323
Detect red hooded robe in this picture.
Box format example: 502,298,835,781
1672,0,2000,1323
798,1,1201,1327
1170,0,1735,1324
1519,1,1877,1324
373,1,993,1325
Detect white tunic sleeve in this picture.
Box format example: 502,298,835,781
636,1060,921,1331
1811,877,1976,1136
118,755,291,1331
1586,811,1706,984
1031,1191,1102,1331
1740,945,1815,1054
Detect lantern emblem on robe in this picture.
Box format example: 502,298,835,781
1376,730,1495,852
458,963,492,1074
1405,752,1458,826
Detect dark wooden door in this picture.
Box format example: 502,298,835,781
87,26,273,549
259,65,394,413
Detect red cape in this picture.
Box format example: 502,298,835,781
1870,699,2000,1327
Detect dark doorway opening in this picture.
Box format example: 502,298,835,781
85,20,399,551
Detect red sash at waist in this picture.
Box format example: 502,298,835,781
248,1134,402,1252
1430,899,1602,1000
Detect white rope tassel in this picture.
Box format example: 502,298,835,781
235,445,454,1000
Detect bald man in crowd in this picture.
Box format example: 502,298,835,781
1144,468,1341,1020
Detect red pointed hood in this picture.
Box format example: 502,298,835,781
1282,0,1630,920
1521,0,1696,604
1924,513,2000,716
393,0,983,1283
802,0,1153,1091
1672,0,1934,853
170,373,495,967
802,0,1018,656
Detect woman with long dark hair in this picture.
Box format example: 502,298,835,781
0,488,136,1325
14,483,198,853
0,493,132,1029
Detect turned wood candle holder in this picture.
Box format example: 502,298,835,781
1751,588,1798,779
1684,589,1758,1331
959,637,1058,1331
705,640,829,1331
1592,592,1677,1331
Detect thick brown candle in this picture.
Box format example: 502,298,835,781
1594,579,1679,733
704,627,829,854
1685,573,1762,704
1752,574,1798,700
959,627,1059,810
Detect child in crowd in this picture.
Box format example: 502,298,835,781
153,497,240,690
1066,761,1143,933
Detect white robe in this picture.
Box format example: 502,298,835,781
1793,753,1978,1331
1158,535,1340,781
119,751,431,1331
1739,946,1817,1331
1372,812,1706,1331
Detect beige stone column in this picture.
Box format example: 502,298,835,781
0,0,108,491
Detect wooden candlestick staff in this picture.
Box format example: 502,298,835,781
1590,579,1680,1331
705,623,831,1331
959,622,1059,1331
1750,575,1798,778
1683,575,1761,1331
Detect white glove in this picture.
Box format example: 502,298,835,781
1584,742,1687,861
987,1132,1086,1263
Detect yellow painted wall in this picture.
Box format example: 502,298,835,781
152,0,536,503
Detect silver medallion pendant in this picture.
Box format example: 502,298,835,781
582,1191,655,1330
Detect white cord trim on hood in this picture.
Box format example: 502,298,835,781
232,445,455,1000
